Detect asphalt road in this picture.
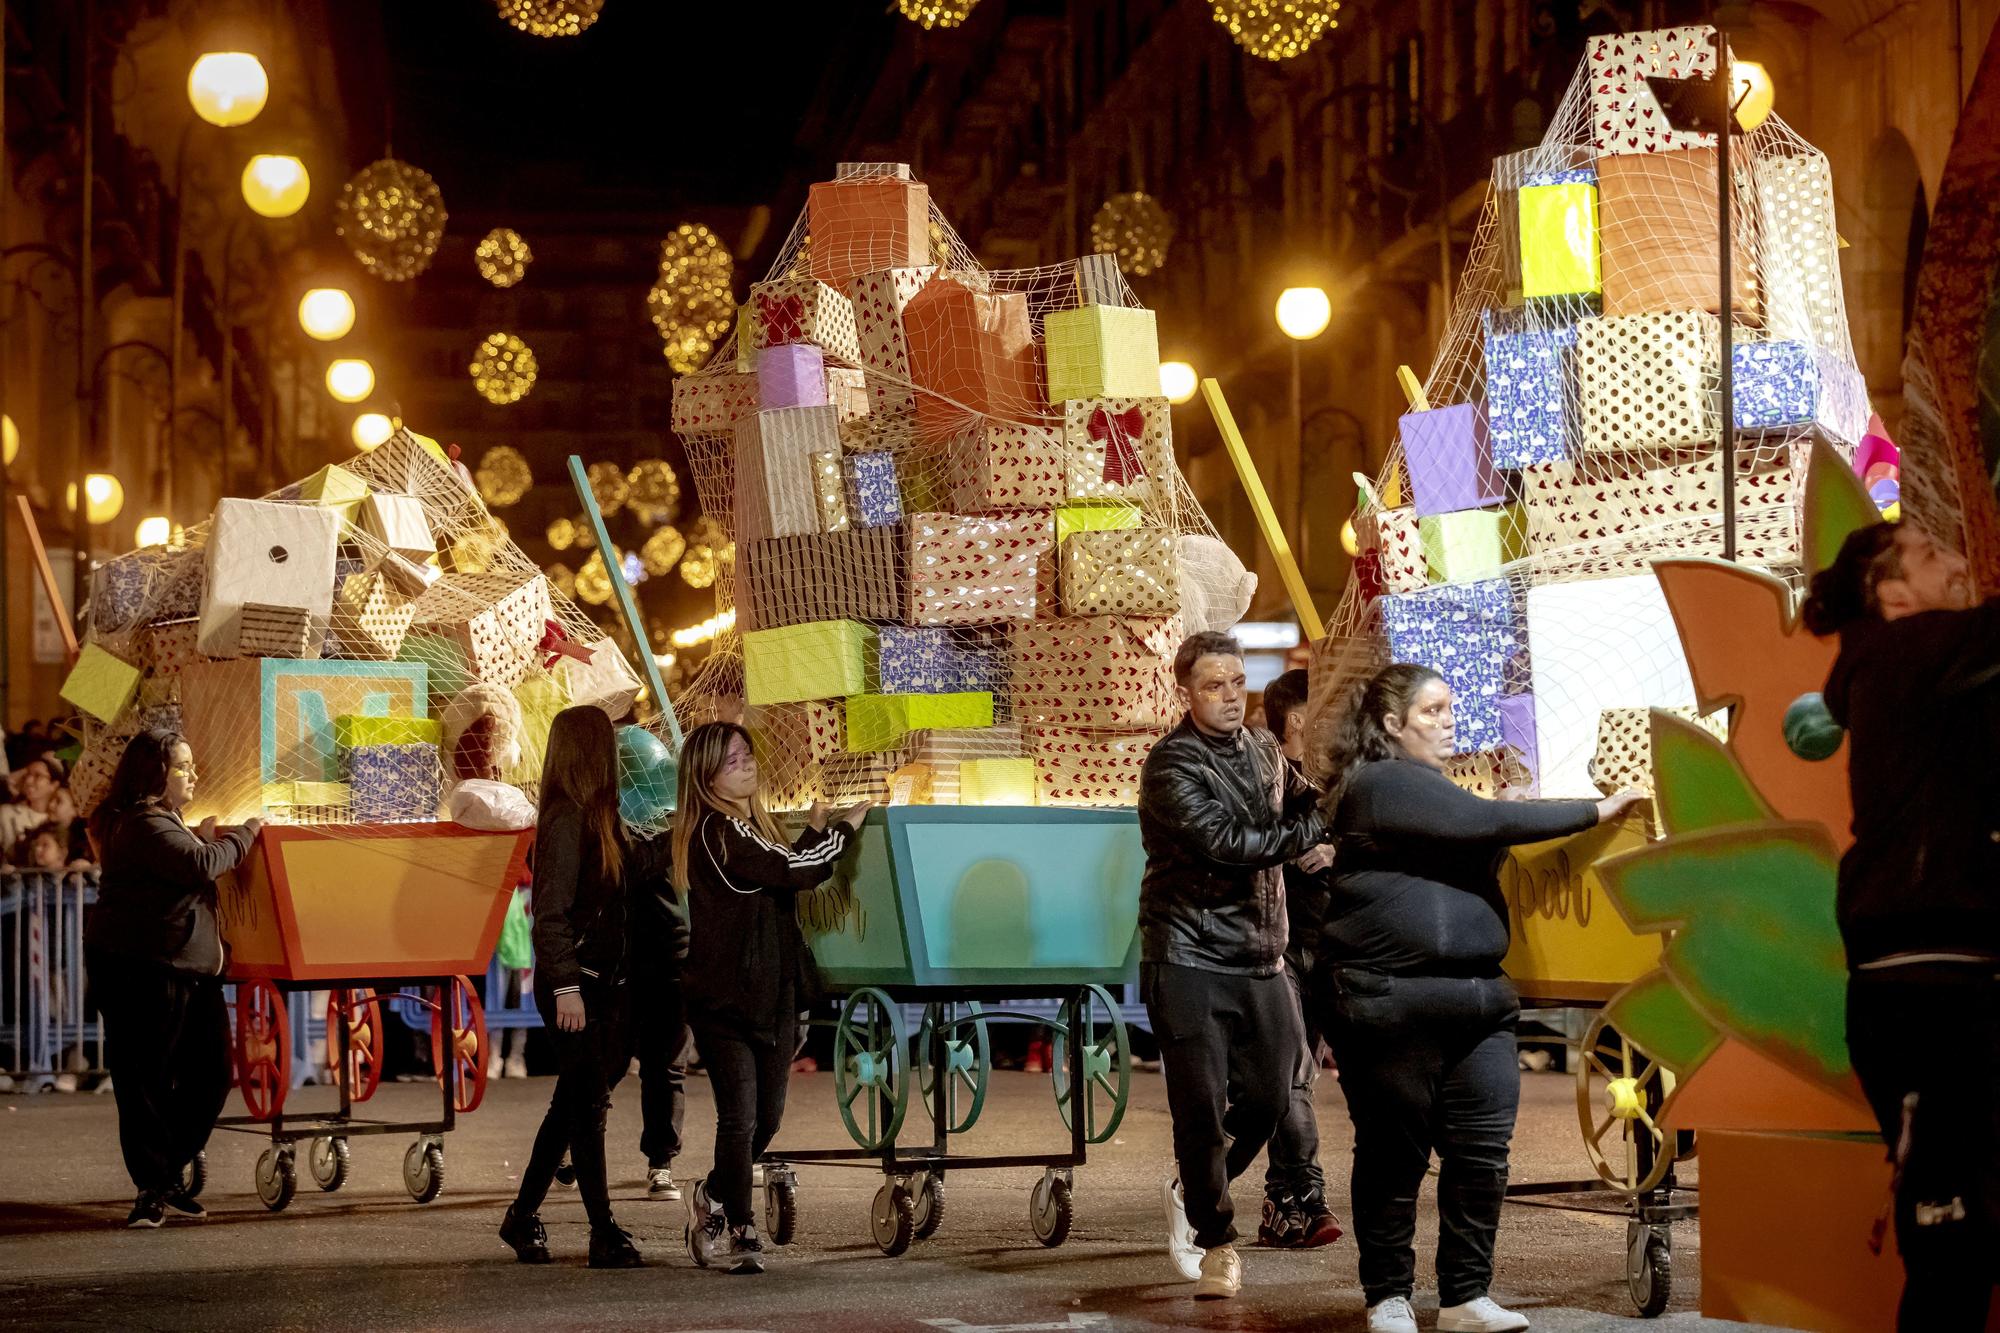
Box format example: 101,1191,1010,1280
0,1066,1780,1333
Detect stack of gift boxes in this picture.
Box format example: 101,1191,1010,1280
1349,23,1870,797
686,169,1191,808
60,429,642,824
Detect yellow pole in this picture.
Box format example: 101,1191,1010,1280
1199,378,1325,641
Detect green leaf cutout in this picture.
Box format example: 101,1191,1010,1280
1605,969,1724,1072
1802,436,1882,577
1651,710,1775,836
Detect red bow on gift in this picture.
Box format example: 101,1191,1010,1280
757,292,807,345
1088,405,1148,487
539,620,597,671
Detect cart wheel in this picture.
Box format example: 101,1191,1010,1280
1627,1221,1673,1317
255,1146,296,1212
234,979,289,1122
1051,984,1131,1144
1029,1170,1073,1248
308,1136,350,1192
403,1138,445,1203
763,1167,798,1246
870,1181,916,1257
429,976,489,1114
912,1172,945,1240
833,988,910,1151
1576,1014,1677,1195
917,1002,990,1135
181,1151,207,1200
324,988,384,1103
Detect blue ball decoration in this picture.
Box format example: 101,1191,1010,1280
1782,692,1844,762
1868,477,1901,507
617,724,678,826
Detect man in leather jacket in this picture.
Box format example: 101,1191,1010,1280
1138,631,1332,1300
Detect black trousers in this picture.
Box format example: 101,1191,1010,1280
514,980,632,1231
1262,960,1327,1208
1318,968,1519,1307
88,952,231,1195
1142,961,1301,1249
635,966,690,1168
1846,962,1999,1332
693,1015,797,1227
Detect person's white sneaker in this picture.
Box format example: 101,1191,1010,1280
1437,1295,1530,1332
486,1047,503,1080
504,1053,527,1079
1367,1295,1420,1333
648,1166,682,1201
1162,1176,1202,1280
1192,1244,1241,1300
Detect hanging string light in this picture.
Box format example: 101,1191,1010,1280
475,227,532,287
641,524,686,576
337,158,447,282
1090,192,1176,277
626,458,681,522
493,0,604,37
650,223,736,375
470,332,538,405
474,445,533,507
1210,0,1341,61
546,515,577,551
895,0,979,29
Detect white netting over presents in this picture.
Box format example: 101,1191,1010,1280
1313,27,1869,800
671,162,1253,809
64,428,649,839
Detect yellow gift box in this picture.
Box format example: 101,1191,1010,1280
296,464,371,522
743,620,876,706
960,757,1037,806
1418,508,1521,584
845,692,994,753
334,715,445,749
1053,501,1143,547
1519,180,1601,298
60,643,142,723
1044,304,1161,403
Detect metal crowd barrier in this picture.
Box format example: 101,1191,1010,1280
1,870,104,1083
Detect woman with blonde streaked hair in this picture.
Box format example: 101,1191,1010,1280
672,721,868,1275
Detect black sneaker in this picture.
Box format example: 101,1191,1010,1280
589,1223,644,1269
125,1192,165,1229
726,1222,765,1275
499,1204,552,1263
1254,1195,1305,1248
161,1188,207,1220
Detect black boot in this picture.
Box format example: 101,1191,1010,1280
499,1204,552,1263
589,1223,643,1269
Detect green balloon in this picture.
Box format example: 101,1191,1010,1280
617,725,678,825
1782,692,1844,762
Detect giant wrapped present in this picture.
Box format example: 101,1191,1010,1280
1055,500,1143,547
1419,509,1517,584
259,780,353,825
198,498,340,659
1500,692,1540,787
334,715,444,749
1591,704,1728,795
741,526,902,629
137,618,201,689
506,669,570,789
60,643,141,724
807,174,931,286
1061,528,1180,617
1400,403,1504,517
1031,727,1160,807
907,512,1052,625
178,657,429,822
559,637,644,718
1379,580,1521,754
238,604,316,658
907,724,1029,804
758,343,830,410
340,742,442,823
329,571,418,660
1355,507,1428,595
1518,170,1600,298
1754,153,1845,350
409,568,551,692
1061,398,1173,511
90,546,203,637
846,692,994,753
736,405,841,542
1043,304,1161,403
904,276,1041,442
960,757,1037,806
1484,322,1574,468
747,277,862,366
846,265,935,424
294,463,370,522
357,491,435,564
1517,461,1656,568
827,366,872,442
1587,25,1718,157
948,421,1064,512
671,369,760,439
1574,311,1721,452
1732,340,1869,443
1598,147,1760,319
1008,614,1181,730
843,450,904,527
743,619,875,706
748,699,845,811
878,625,1004,694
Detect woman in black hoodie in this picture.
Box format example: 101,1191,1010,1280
83,728,261,1228
499,706,671,1269
672,721,867,1274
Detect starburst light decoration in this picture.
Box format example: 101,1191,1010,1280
1210,0,1341,61
474,445,533,506
627,458,681,522
470,333,538,405
576,550,613,605
1090,192,1176,277
650,223,736,374
493,0,604,37
586,461,630,516
641,525,686,576
679,544,718,589
896,0,979,29
546,515,577,551
336,158,447,282
475,227,532,287
687,514,728,549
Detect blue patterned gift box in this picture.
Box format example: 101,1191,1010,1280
1379,579,1522,754
842,451,904,527
340,742,442,822
1483,318,1574,468
1732,340,1870,443
878,625,1004,695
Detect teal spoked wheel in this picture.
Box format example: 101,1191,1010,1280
833,988,911,1151
1051,984,1132,1144
916,1001,991,1135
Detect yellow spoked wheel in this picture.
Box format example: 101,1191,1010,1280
1575,1013,1679,1196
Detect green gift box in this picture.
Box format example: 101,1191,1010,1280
1043,304,1161,403
1053,501,1143,547
334,715,444,749
845,692,994,753
744,620,876,706
296,464,371,523
60,643,142,723
1519,178,1601,298
1418,508,1520,584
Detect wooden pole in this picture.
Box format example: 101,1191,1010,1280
15,495,78,665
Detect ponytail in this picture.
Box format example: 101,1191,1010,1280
1801,524,1901,637
1322,663,1444,810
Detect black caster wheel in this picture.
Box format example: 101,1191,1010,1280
912,1173,945,1241
763,1168,799,1247
403,1138,444,1203
255,1146,296,1212
182,1151,207,1200
1627,1220,1672,1317
871,1180,915,1257
308,1136,350,1192
1030,1170,1072,1248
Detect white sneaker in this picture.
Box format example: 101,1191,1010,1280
1162,1176,1202,1280
1438,1295,1530,1333
1192,1244,1240,1300
504,1053,527,1079
486,1048,503,1080
684,1180,726,1268
1367,1296,1419,1333
648,1166,682,1200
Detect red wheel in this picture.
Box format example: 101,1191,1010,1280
429,976,488,1113
234,979,289,1122
324,988,384,1103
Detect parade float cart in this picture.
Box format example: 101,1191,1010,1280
206,822,532,1212
758,805,1141,1257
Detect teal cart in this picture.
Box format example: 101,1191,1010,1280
762,805,1143,1257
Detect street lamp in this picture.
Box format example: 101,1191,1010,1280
1159,360,1199,405
1276,286,1331,578
352,411,395,449
299,287,356,340
136,515,172,547
241,154,310,218
66,473,125,526
1,413,17,467
187,52,268,127
326,358,375,403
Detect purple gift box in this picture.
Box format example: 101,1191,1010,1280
757,343,830,411
1499,692,1538,779
1400,403,1505,518
843,450,904,527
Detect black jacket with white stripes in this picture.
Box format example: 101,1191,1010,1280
681,809,850,1043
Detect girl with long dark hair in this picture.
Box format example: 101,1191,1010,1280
673,721,867,1275
83,728,261,1228
499,706,672,1268
1314,665,1641,1333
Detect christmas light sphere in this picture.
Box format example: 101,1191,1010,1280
475,227,532,287
352,412,396,450
474,445,534,507
1158,360,1198,404
66,473,125,525
687,514,728,549
546,515,577,551
1090,192,1175,277
679,544,718,589
299,288,356,341
577,550,613,604
641,525,686,576
1210,0,1341,61
546,562,577,601
587,461,630,516
470,332,537,405
895,0,979,28
241,155,310,218
494,0,604,37
627,458,681,520
650,223,736,374
337,158,447,282
188,53,268,127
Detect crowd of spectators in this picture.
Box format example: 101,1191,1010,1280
1,718,96,872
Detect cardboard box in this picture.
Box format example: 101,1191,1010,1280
357,491,436,564
1379,580,1522,754
1484,322,1574,468
904,276,1041,442
329,571,418,660
1401,403,1504,518
670,370,760,440
1574,311,1721,453
198,498,340,659
1061,398,1174,512
877,625,1004,694
843,450,904,527
1518,172,1600,298
1031,727,1160,807
60,644,141,724
409,569,551,692
736,406,841,543
846,265,936,424
747,277,862,365
1586,25,1718,157
341,742,442,823
1598,147,1760,318
807,176,931,286
560,636,644,719
948,421,1065,512
845,692,994,753
757,342,830,410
